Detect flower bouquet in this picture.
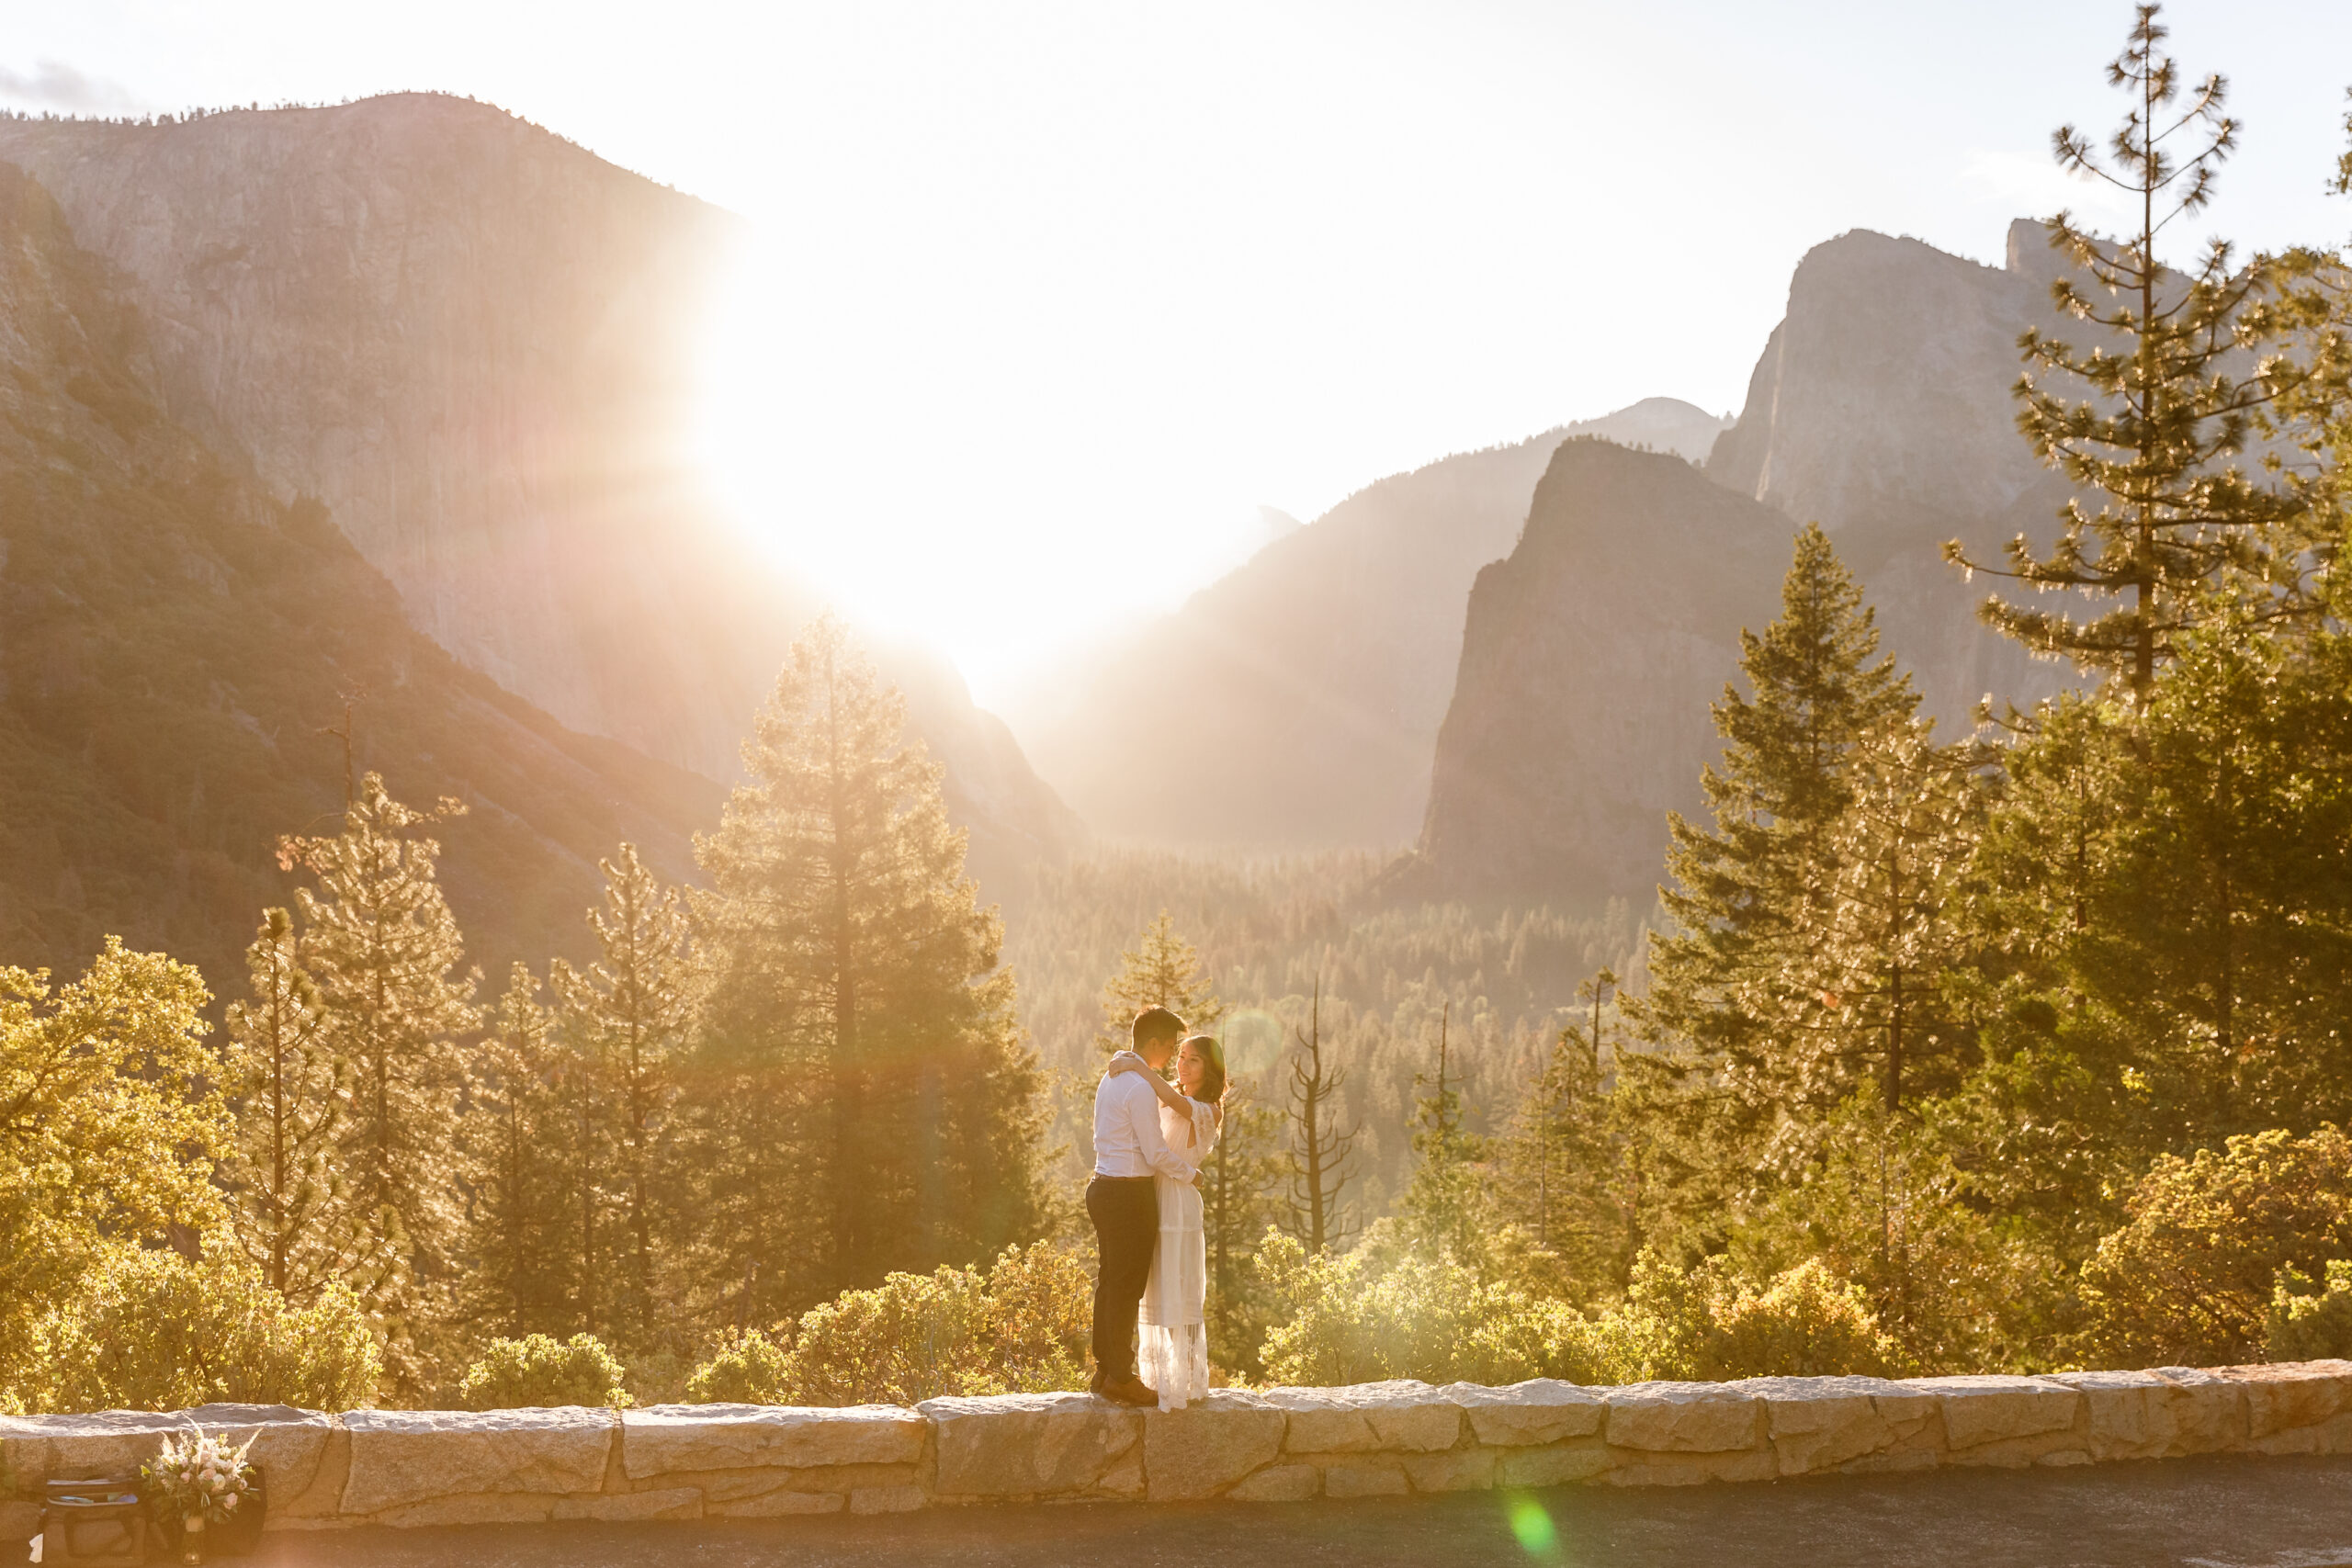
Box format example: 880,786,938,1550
141,1427,259,1564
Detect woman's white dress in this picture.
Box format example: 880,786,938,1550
1136,1096,1218,1410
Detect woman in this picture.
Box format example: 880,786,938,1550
1108,1032,1225,1409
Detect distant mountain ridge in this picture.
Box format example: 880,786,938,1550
0,158,718,987
0,96,1080,894
1013,398,1730,849
1408,224,2081,905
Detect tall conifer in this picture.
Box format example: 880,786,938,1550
283,773,481,1341
1094,912,1225,1053
463,964,572,1336
552,844,691,1348
224,907,383,1305
1639,524,1919,1149
691,615,1046,1311
1948,3,2293,693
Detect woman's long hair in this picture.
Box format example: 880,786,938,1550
1181,1033,1227,1113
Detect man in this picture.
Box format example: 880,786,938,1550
1087,1005,1194,1406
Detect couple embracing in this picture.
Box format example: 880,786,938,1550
1085,1006,1227,1410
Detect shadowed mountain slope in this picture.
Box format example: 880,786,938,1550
1412,225,2077,906
0,96,1079,892
0,160,719,988
1413,441,1790,903
1017,398,1729,850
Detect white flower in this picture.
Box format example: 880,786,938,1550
220,1495,238,1512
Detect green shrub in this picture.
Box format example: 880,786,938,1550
683,1328,796,1404
1255,1226,1603,1387
3,1245,379,1414
1690,1258,1895,1379
458,1334,631,1410
1252,1231,1894,1389
683,1243,1092,1406
2269,1260,2352,1362
2079,1127,2352,1368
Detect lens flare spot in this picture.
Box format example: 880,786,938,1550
1506,1493,1558,1555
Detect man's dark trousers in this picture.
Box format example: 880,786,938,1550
1087,1175,1159,1388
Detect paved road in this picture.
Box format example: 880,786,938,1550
37,1454,2352,1568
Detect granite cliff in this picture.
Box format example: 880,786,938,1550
0,159,718,987
1015,398,1729,849
1412,225,2078,905
1704,222,2075,730
0,96,1079,891
1412,441,1790,902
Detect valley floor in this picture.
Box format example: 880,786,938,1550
189,1454,2352,1568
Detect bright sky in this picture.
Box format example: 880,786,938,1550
6,1,2352,702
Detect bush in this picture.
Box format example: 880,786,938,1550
684,1328,796,1404
3,1245,379,1414
2269,1260,2352,1362
1690,1258,1896,1379
1252,1230,1894,1389
2078,1126,2352,1368
458,1334,630,1410
1255,1225,1602,1387
683,1243,1092,1406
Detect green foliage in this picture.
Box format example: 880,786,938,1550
1094,911,1225,1053
462,964,577,1339
1202,1077,1289,1378
1400,1008,1487,1259
682,1328,796,1404
689,615,1047,1319
548,843,692,1349
457,1333,630,1411
224,908,384,1308
0,941,231,1391
6,1246,379,1415
284,776,481,1295
1576,1251,1896,1383
2268,1260,2352,1362
682,1244,1092,1406
1636,524,1925,1200
1957,5,2294,693
1493,991,1644,1303
2077,1127,2352,1369
1254,1225,1596,1388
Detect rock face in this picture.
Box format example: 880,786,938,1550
1704,222,2076,730
1413,440,1791,903
1014,399,1730,850
1415,227,2082,905
0,159,718,984
0,97,1080,891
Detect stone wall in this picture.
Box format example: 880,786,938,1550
6,1362,2350,1539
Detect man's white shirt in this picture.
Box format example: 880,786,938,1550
1092,1055,1193,1179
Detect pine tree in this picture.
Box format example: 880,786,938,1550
464,964,572,1336
551,844,691,1350
1201,1070,1287,1378
1284,979,1357,1254
223,907,382,1306
282,773,481,1349
1401,1003,1486,1258
1947,2,2293,694
1793,725,1985,1121
1637,525,1919,1152
547,953,619,1339
1498,968,1634,1294
690,615,1047,1312
1094,911,1225,1054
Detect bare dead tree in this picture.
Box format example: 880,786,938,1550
1285,977,1358,1254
